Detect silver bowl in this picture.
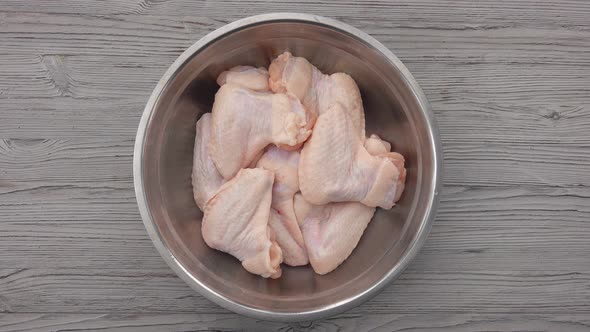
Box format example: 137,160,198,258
134,13,442,321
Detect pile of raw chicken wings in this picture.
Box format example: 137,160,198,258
191,52,407,278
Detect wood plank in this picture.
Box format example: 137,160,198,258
1,313,590,332
1,267,589,315
1,0,589,27
0,13,206,57
0,268,589,315
0,98,142,139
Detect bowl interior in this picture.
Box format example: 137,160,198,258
139,20,436,315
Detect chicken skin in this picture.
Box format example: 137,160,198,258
209,84,312,179
299,104,406,209
257,146,308,266
269,51,365,138
191,113,224,210
293,193,376,275
217,65,270,91
364,134,392,155
202,168,283,278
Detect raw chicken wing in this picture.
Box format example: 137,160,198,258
209,84,312,179
257,146,308,266
202,168,283,278
364,134,392,155
191,113,225,210
269,51,365,137
294,194,376,275
217,66,270,91
299,104,406,209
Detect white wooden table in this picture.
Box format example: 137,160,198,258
1,1,589,331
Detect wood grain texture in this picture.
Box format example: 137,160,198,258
2,313,590,332
0,0,589,330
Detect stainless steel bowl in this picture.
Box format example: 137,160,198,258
134,13,442,321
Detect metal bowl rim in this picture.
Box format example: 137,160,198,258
133,12,442,322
